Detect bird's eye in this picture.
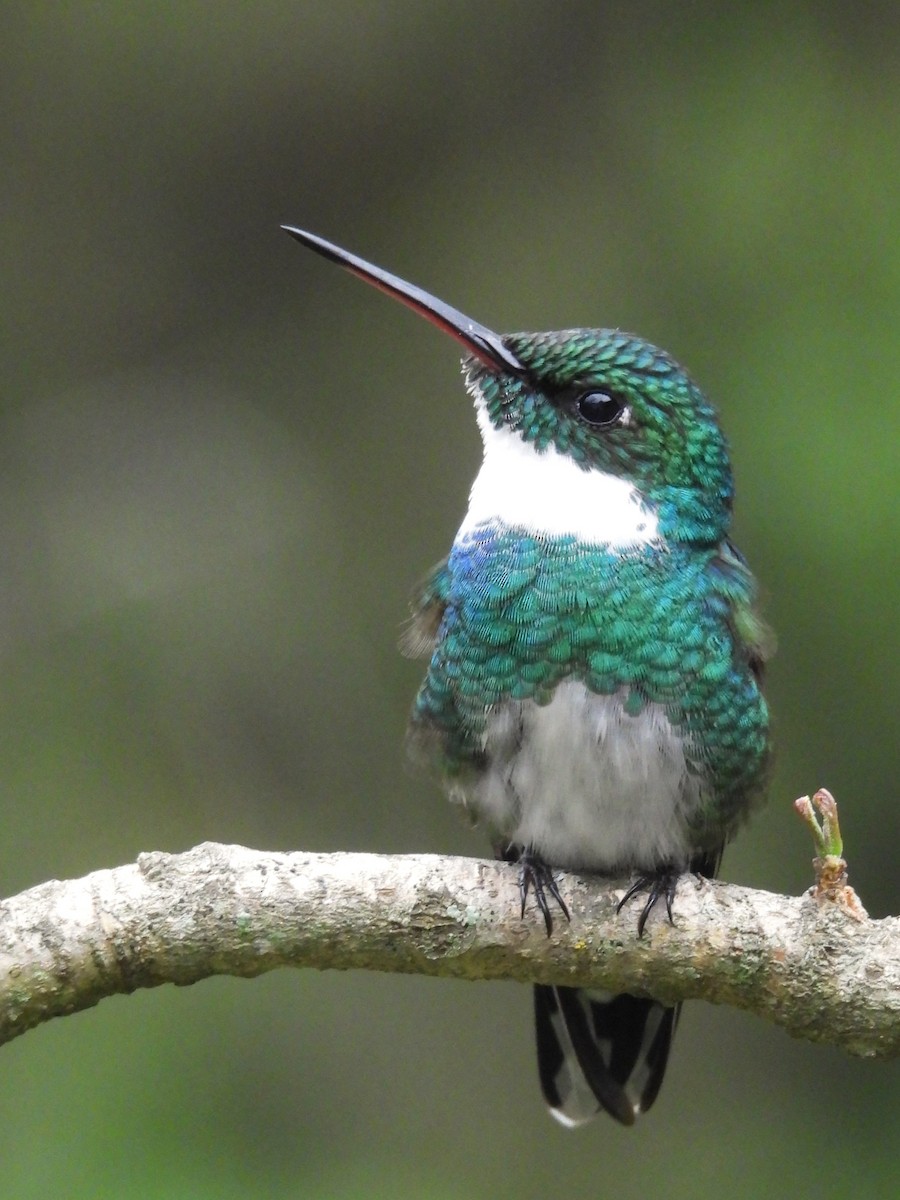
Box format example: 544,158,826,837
575,390,627,428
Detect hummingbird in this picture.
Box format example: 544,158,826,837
283,225,773,1126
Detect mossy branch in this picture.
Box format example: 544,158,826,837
0,814,897,1057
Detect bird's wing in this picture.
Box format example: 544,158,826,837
718,539,776,683
399,555,452,659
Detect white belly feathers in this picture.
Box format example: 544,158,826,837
450,679,704,872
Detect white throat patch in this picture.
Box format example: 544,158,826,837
456,394,660,547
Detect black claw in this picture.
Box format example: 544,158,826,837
617,866,681,938
511,848,570,937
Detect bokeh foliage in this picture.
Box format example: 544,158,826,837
1,4,897,1197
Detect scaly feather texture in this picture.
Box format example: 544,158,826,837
408,526,770,853
405,332,772,1125
282,230,773,1125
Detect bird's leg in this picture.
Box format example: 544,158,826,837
616,865,681,938
497,843,570,937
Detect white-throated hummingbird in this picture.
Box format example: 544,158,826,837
283,225,773,1126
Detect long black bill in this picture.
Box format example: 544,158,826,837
281,225,526,377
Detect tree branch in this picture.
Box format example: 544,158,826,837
1,843,897,1056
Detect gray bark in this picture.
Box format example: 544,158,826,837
0,844,897,1055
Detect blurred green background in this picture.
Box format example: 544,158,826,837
1,3,898,1197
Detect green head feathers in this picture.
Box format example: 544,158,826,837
465,329,734,545
281,227,734,546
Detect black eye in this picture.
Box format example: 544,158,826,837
575,390,627,427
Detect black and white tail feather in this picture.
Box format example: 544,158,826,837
534,985,677,1126
534,849,721,1126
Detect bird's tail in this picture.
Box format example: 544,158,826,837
534,984,678,1126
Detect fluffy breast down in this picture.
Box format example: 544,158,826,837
457,680,705,872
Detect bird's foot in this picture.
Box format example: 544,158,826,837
617,866,681,938
499,844,570,937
